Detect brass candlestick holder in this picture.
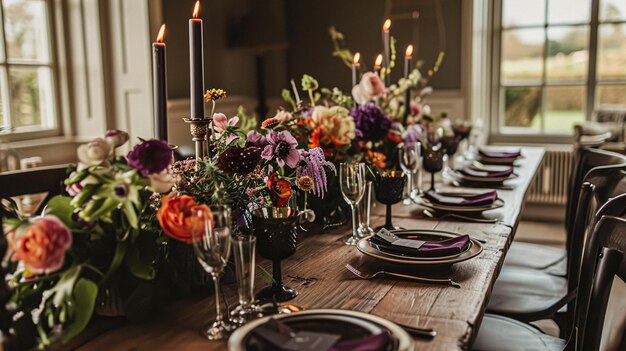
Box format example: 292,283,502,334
183,117,211,160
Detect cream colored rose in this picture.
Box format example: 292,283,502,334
149,170,177,194
310,106,356,145
352,72,385,104
77,138,112,166
273,110,292,122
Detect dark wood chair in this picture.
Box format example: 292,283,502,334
473,194,626,351
486,149,626,332
0,164,68,215
0,209,15,350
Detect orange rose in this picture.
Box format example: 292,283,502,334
12,216,72,275
157,195,211,243
267,173,292,207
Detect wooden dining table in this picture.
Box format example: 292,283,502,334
71,146,545,351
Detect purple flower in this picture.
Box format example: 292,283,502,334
246,130,267,148
126,139,172,176
261,131,300,168
350,103,392,142
296,147,336,198
405,125,423,146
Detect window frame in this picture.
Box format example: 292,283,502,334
490,0,626,143
0,0,64,142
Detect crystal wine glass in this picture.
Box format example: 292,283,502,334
399,142,421,204
191,205,234,340
340,162,366,245
230,234,260,325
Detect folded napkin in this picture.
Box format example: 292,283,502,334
370,230,471,257
424,190,497,206
479,148,521,158
459,167,513,178
330,333,390,351
250,318,389,351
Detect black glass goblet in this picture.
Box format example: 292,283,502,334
252,207,300,302
374,171,406,231
423,147,445,191
440,135,460,171
452,120,473,158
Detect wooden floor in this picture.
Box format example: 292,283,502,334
514,218,626,351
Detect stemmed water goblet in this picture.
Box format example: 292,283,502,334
399,142,421,204
191,205,235,340
357,180,375,238
374,171,407,230
440,135,460,173
340,162,366,245
452,119,472,159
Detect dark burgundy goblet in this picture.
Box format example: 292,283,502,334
374,171,406,230
252,207,299,302
423,147,445,190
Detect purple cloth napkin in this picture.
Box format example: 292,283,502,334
460,167,513,178
330,333,390,351
479,149,521,158
370,234,471,257
424,190,497,206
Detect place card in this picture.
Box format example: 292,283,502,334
375,229,426,250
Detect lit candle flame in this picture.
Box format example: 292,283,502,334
405,44,414,58
383,19,391,32
156,24,166,43
374,54,383,68
353,52,361,65
192,1,200,18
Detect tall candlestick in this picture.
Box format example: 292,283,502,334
152,24,168,141
352,52,361,87
189,1,204,120
374,54,383,77
403,45,414,124
382,19,391,86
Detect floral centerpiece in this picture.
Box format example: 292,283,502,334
1,131,180,348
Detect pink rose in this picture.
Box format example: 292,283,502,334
11,216,72,275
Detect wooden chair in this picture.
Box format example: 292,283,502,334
486,149,626,332
504,137,611,276
473,194,626,351
0,164,68,215
0,210,15,350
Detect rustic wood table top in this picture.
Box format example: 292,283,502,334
72,147,545,351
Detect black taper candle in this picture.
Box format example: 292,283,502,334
189,1,204,120
153,24,168,140
403,45,414,124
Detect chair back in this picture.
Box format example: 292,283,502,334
566,147,621,236
573,213,626,351
0,164,68,215
565,149,626,278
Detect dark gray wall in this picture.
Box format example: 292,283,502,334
160,0,462,101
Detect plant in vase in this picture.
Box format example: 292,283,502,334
1,132,178,349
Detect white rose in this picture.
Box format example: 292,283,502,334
352,85,368,105
77,138,112,166
148,170,176,193
105,130,129,148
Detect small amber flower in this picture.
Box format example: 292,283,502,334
205,88,227,102
297,176,315,192
261,117,281,129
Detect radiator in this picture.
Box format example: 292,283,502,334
527,146,574,205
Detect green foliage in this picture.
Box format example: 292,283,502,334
61,278,97,343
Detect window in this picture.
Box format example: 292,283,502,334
0,0,56,135
495,0,626,136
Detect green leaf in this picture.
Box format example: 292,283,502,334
123,200,138,229
44,196,74,227
70,183,99,209
125,242,156,280
52,265,82,307
61,278,97,344
100,240,127,285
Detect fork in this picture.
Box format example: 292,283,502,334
422,209,498,225
345,264,461,288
